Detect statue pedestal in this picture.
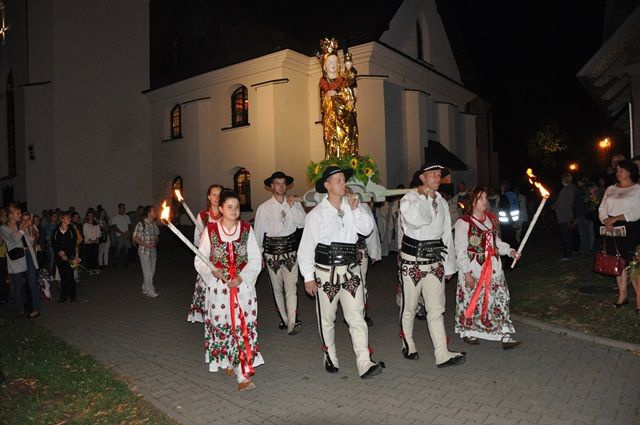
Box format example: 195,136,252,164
303,178,389,206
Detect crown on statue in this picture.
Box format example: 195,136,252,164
316,37,340,66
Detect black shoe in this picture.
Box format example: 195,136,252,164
288,322,302,336
415,313,426,321
437,353,466,368
365,316,374,327
614,297,629,308
360,362,384,379
402,347,419,360
278,321,286,330
325,359,339,374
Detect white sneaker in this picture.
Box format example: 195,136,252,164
148,293,158,298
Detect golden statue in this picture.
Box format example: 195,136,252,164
317,38,359,159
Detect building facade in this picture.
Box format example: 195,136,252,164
0,0,497,217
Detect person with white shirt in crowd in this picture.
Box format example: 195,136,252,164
298,166,384,379
254,171,306,335
83,210,102,275
0,203,40,318
110,203,132,267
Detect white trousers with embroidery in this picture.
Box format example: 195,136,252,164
264,252,299,332
314,263,375,376
399,252,457,365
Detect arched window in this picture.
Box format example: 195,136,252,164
416,20,424,61
233,168,251,211
231,86,249,127
170,104,181,138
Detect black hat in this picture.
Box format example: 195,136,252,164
264,171,294,187
315,166,354,193
415,160,451,179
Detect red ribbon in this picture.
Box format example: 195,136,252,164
227,243,254,379
464,232,495,321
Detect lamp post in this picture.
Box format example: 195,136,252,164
568,162,578,172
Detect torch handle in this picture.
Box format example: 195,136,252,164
511,196,548,268
164,221,216,272
180,201,205,233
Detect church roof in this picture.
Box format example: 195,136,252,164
150,0,404,90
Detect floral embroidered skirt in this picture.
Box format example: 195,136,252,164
203,279,264,373
454,259,515,341
187,274,206,323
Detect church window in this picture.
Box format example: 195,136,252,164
233,168,251,211
170,104,181,138
231,86,249,127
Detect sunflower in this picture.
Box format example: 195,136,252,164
350,157,359,168
314,164,322,175
364,168,374,177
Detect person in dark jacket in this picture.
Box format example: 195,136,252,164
52,211,78,302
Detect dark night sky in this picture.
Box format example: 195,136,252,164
453,0,618,182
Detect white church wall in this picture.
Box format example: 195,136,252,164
380,0,461,83
50,0,150,214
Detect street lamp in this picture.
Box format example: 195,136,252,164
568,162,578,171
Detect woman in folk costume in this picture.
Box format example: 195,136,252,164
194,189,264,391
188,184,223,323
453,186,522,349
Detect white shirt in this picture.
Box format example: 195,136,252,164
399,190,456,275
83,222,102,244
253,196,306,252
598,184,640,223
0,225,38,274
297,197,374,282
110,214,131,234
360,203,382,261
194,223,262,288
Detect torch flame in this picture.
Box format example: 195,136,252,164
174,189,184,202
525,168,550,198
526,168,535,185
160,201,170,222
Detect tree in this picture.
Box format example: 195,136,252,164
527,122,569,167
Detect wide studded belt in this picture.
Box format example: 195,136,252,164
314,242,357,266
401,235,447,263
263,232,298,256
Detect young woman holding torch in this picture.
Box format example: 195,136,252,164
194,189,264,391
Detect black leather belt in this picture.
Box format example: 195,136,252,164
315,242,357,266
263,232,298,255
401,235,447,262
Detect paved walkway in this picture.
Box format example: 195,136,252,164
38,236,640,425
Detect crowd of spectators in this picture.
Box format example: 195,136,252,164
0,202,152,317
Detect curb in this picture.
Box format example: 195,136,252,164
511,313,640,354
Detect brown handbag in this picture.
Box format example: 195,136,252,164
593,236,626,277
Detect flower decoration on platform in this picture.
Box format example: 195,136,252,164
307,154,380,186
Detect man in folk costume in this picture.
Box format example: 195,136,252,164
298,166,384,379
254,171,306,335
188,184,223,323
345,187,381,326
398,161,466,368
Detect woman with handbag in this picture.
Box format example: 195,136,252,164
598,159,640,316
0,203,41,318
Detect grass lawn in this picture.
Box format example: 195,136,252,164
508,232,640,345
0,308,177,425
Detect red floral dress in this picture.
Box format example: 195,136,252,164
194,221,264,378
453,213,516,341
188,210,221,323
